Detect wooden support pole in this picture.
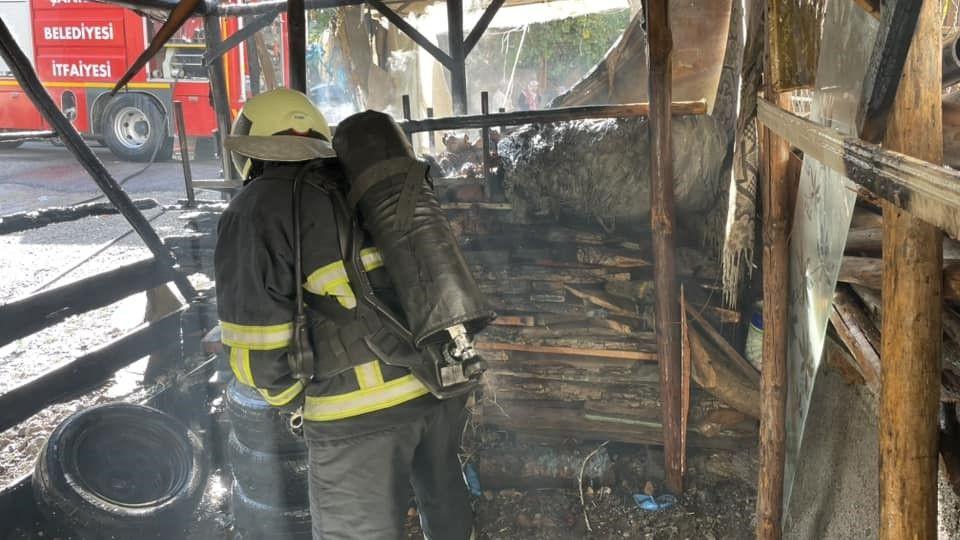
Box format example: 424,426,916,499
645,0,682,495
426,107,435,153
481,90,491,192
446,0,467,114
288,0,306,92
756,59,792,540
204,9,236,183
463,0,505,55
879,1,943,537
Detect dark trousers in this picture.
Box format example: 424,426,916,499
304,397,472,540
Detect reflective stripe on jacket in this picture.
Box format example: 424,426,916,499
214,162,430,419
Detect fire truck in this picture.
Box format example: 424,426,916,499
0,0,282,161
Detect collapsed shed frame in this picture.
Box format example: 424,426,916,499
1,0,960,537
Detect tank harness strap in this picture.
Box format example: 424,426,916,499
346,157,412,208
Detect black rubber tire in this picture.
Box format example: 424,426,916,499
0,140,23,150
32,403,208,539
224,379,305,454
101,93,172,162
231,483,312,540
227,429,309,507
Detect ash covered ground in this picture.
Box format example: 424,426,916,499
0,143,757,538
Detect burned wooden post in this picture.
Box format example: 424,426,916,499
288,0,307,92
447,0,467,114
426,107,436,153
879,1,943,536
0,18,196,300
204,6,236,183
645,0,682,494
756,84,792,538
173,101,195,208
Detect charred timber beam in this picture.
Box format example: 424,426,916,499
111,0,205,94
398,101,706,133
0,19,196,301
0,199,157,235
0,309,183,434
203,6,281,67
212,0,364,16
447,0,467,114
288,0,306,92
838,256,960,302
645,0,682,495
463,0,505,55
0,258,173,348
0,130,56,142
756,99,960,239
857,0,923,142
365,0,453,69
879,1,942,537
204,9,237,183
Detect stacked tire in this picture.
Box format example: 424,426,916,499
225,379,312,539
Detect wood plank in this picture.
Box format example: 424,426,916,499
398,101,707,133
0,258,172,348
838,256,960,302
756,99,960,239
475,341,656,361
879,2,942,537
829,286,881,396
0,310,183,434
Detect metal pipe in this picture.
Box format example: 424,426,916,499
0,130,56,142
173,101,195,208
480,90,490,192
0,18,197,301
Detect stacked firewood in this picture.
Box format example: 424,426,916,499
445,202,758,449
830,207,960,400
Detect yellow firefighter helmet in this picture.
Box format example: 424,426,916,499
226,87,335,178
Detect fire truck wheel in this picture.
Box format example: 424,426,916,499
32,403,208,538
102,94,173,162
225,379,306,454
231,483,312,540
227,429,309,507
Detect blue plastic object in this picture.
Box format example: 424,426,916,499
632,493,677,512
463,463,482,497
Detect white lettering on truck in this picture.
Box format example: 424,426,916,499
42,22,115,41
50,60,113,79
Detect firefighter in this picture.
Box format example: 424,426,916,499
214,88,473,540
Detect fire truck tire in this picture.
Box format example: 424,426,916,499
102,94,172,162
32,403,207,538
231,483,312,540
225,379,306,454
227,429,309,506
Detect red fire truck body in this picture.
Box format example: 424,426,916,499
0,0,260,161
